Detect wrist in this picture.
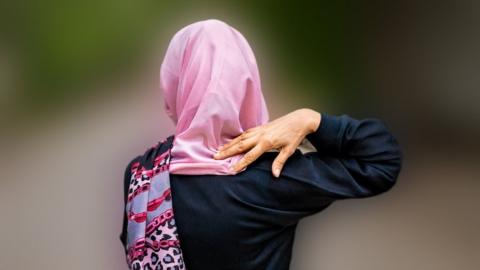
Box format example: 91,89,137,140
299,108,321,134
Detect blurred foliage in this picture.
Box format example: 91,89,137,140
243,1,367,108
0,0,368,116
1,1,170,109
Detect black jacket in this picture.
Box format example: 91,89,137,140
120,113,403,270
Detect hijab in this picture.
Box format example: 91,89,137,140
160,19,269,175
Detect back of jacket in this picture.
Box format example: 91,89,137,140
120,113,403,270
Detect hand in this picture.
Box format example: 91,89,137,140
213,108,321,177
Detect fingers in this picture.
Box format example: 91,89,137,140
230,143,266,172
218,133,245,152
271,146,296,178
214,132,256,160
218,127,259,151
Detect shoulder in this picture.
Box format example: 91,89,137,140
124,134,175,176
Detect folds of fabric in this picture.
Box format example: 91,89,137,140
160,19,269,175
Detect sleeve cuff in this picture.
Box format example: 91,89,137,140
305,113,343,155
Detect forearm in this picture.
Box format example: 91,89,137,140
302,113,403,198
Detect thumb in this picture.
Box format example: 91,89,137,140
272,147,295,178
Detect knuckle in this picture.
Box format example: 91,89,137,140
237,160,247,169
219,144,228,151
275,158,285,166
243,153,253,163
236,141,245,151
222,141,232,149
284,147,295,156
223,149,233,156
233,161,242,170
261,137,273,148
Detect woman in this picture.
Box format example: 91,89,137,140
119,19,402,270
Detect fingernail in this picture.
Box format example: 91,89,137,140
273,168,280,177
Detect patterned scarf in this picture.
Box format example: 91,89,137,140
124,135,186,269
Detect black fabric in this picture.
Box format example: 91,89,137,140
119,113,402,270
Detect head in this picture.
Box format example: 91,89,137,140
160,19,269,175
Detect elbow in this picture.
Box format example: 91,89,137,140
373,122,404,195
382,157,402,194
386,133,404,190
358,136,403,197
351,118,403,197
371,147,403,196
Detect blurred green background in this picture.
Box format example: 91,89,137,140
0,1,478,270
1,1,363,108
2,1,479,151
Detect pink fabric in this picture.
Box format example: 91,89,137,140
160,19,269,175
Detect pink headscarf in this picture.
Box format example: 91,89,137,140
160,19,269,175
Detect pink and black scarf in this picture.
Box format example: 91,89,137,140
124,135,185,269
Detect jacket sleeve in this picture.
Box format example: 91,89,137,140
285,113,403,202
237,113,403,225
